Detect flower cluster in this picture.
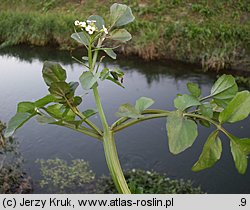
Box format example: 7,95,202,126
74,20,108,35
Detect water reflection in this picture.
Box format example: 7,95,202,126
0,45,217,86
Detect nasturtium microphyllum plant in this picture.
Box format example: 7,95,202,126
5,3,250,193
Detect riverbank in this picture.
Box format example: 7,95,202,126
0,0,249,71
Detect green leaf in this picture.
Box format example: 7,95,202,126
88,15,105,30
4,112,33,138
46,104,63,119
174,94,201,111
79,71,100,90
36,115,56,124
72,96,82,106
110,68,124,81
230,137,248,174
111,68,124,78
82,109,97,118
17,102,35,113
135,97,155,113
187,82,201,97
34,95,56,107
69,82,79,93
110,3,135,27
42,61,67,86
71,31,90,46
110,72,119,80
211,109,220,121
213,85,238,108
211,75,236,95
238,138,250,155
116,104,142,119
104,48,117,59
100,68,110,81
192,131,222,172
109,29,132,42
200,104,213,118
17,95,56,114
211,74,238,108
219,91,250,123
48,82,71,99
107,76,124,88
166,110,198,154
199,119,210,128
46,104,75,121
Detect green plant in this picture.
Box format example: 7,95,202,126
192,3,213,17
40,0,59,12
96,169,203,194
5,3,250,194
37,158,95,193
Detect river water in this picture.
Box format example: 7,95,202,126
0,46,249,193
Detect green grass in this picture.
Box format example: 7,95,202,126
0,0,249,70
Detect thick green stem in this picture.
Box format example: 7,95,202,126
93,88,109,132
89,38,131,194
103,130,131,194
93,87,131,193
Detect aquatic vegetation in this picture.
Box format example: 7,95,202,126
95,169,203,194
5,3,250,194
37,158,95,193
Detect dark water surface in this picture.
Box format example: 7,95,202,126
0,46,249,193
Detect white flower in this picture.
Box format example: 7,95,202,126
146,171,151,175
102,25,108,34
74,20,80,26
132,169,136,173
79,21,86,28
86,25,96,35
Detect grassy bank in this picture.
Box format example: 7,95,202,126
0,0,250,71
